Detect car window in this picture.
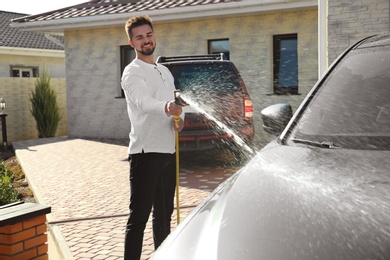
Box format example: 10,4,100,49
291,44,390,150
166,63,241,97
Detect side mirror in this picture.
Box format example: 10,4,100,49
261,104,293,136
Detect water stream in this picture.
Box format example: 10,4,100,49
180,92,256,159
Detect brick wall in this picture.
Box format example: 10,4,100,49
0,78,67,143
0,215,48,259
65,9,318,146
328,0,390,63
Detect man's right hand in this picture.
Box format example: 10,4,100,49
165,101,183,116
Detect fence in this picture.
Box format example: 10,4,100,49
0,77,67,144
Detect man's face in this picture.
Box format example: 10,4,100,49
129,24,156,56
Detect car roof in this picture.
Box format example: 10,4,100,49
356,33,390,49
161,60,231,66
156,53,228,63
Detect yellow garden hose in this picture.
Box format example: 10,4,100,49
174,115,181,224
173,89,182,224
173,90,188,224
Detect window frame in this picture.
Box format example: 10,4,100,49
119,45,136,98
11,66,38,78
208,38,230,60
273,34,299,95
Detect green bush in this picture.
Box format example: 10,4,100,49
30,70,62,138
0,160,19,206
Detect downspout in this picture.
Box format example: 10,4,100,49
318,0,328,78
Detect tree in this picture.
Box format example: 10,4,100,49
29,71,62,138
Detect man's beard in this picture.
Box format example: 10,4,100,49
136,43,155,56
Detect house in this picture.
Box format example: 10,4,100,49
9,0,390,147
9,0,318,147
0,11,67,143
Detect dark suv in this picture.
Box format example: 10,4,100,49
157,54,254,157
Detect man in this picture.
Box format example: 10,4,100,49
121,15,184,260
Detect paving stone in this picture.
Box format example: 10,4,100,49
13,137,239,259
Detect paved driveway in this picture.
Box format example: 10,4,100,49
13,137,240,259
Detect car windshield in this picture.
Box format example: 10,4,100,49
291,43,390,150
166,62,242,98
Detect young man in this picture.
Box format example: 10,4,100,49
121,15,184,260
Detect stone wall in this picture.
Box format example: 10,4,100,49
328,0,390,63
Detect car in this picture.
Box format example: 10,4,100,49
157,54,254,160
151,34,390,259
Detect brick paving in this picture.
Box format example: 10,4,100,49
13,137,239,259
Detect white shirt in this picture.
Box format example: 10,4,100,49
121,58,176,154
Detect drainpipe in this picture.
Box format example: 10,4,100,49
318,0,328,78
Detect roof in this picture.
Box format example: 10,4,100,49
0,11,64,50
10,0,317,33
12,0,236,23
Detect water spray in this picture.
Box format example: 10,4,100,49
180,92,255,156
172,89,255,223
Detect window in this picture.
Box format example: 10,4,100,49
273,34,298,94
120,45,136,97
208,39,230,60
11,67,38,78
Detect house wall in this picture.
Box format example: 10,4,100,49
328,0,390,64
0,53,65,78
0,78,67,143
65,28,131,140
65,9,318,147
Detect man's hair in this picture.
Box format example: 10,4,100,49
125,15,153,40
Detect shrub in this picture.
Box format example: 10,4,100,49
0,160,19,206
30,70,62,138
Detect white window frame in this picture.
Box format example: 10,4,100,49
11,66,38,78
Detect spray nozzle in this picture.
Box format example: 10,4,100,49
173,90,186,128
174,90,188,106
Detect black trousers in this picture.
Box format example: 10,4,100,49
124,152,176,260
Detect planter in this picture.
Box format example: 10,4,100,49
0,201,51,260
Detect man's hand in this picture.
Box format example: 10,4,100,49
166,101,183,116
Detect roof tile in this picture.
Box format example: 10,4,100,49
0,11,64,50
12,0,239,23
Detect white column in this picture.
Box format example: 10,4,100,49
318,0,328,78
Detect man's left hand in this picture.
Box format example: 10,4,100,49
173,117,184,132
